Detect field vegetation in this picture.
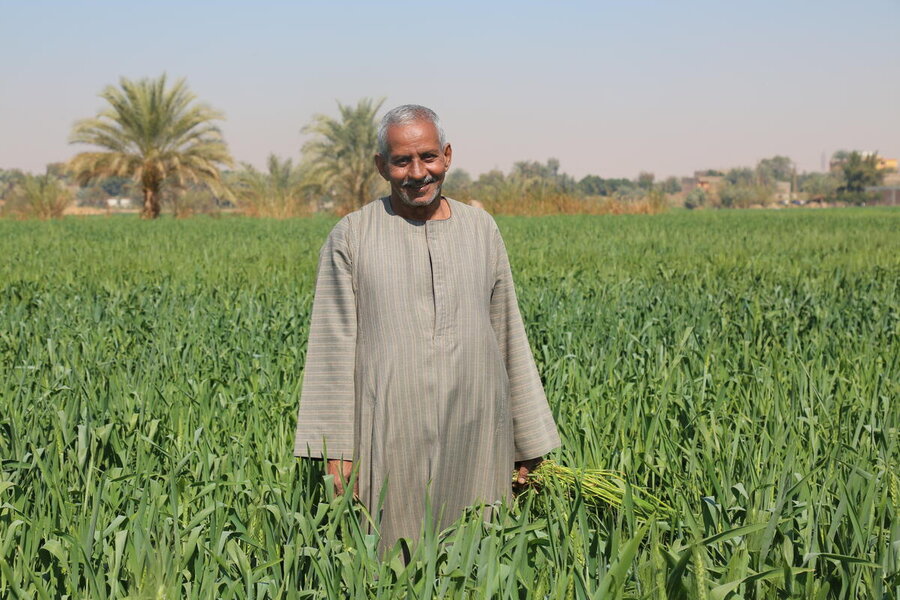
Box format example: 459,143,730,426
0,209,898,598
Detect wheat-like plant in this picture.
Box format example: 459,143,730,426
520,460,673,519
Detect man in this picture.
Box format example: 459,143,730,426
294,104,560,549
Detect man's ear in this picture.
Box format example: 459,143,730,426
374,153,389,181
443,143,452,172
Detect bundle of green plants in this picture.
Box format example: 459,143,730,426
519,460,673,520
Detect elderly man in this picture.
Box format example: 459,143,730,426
294,104,560,549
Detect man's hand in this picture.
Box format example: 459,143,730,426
513,456,543,490
326,459,358,497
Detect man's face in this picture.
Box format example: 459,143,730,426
375,119,452,209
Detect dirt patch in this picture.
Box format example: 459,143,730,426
63,206,140,216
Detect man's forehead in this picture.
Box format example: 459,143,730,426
385,119,441,148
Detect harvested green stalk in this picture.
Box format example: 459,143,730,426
519,460,673,520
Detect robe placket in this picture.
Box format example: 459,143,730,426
425,221,450,342
425,220,449,486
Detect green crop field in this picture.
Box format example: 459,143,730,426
1,209,898,599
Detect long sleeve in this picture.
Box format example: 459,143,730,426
489,226,561,461
294,218,357,459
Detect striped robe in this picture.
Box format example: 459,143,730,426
294,197,560,548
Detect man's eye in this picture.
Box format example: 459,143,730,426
393,160,409,167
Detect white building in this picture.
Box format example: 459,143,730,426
105,197,133,208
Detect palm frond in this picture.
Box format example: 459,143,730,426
300,97,386,210
67,74,233,218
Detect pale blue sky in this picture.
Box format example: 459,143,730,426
1,1,898,179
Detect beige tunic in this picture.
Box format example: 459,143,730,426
294,197,560,547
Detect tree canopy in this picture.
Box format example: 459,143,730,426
837,151,884,202
756,155,793,184
301,98,385,213
229,154,309,218
68,74,232,219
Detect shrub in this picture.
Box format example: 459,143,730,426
684,188,708,210
2,172,73,219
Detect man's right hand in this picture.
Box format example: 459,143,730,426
326,459,357,497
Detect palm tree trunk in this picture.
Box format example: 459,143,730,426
142,187,161,219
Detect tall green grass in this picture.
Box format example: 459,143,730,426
0,209,897,598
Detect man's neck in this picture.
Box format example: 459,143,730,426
390,196,451,221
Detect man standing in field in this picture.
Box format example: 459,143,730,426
294,104,560,549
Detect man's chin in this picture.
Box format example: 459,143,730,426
398,189,441,208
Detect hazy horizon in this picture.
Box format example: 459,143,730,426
2,1,898,180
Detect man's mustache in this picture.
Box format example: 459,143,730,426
402,175,438,189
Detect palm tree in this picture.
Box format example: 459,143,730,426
229,154,310,218
69,74,232,219
301,98,386,212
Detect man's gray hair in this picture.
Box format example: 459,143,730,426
377,104,447,157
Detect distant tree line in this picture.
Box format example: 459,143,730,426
682,152,888,210
439,160,672,215
0,74,893,219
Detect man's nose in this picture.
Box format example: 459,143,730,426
409,159,426,180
